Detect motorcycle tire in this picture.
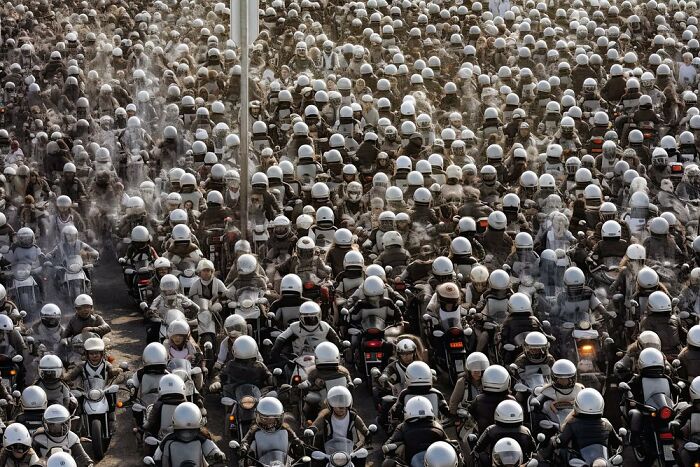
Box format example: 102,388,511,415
91,418,105,460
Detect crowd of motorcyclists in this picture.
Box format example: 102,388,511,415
5,0,700,465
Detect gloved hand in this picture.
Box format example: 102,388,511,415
209,382,221,392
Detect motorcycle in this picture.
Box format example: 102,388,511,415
122,258,154,306
561,316,612,392
311,438,369,467
5,263,42,316
422,308,472,385
221,384,261,443
167,358,203,401
345,311,400,389
53,255,93,304
0,354,23,393
71,379,120,461
204,227,227,274
193,299,222,372
563,445,623,467
228,439,311,467
176,262,198,296
620,380,678,466
229,287,268,344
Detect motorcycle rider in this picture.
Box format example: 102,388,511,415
309,386,373,458
152,402,226,466
142,373,189,440
146,274,200,343
62,294,111,340
0,423,42,467
389,361,450,424
34,355,74,410
208,336,273,397
473,400,536,467
499,294,545,364
29,303,63,354
678,326,700,382
469,365,516,434
449,352,490,415
119,225,158,290
271,301,341,366
554,388,621,464
239,397,305,462
382,396,451,467
31,404,93,466
128,342,169,427
639,291,685,357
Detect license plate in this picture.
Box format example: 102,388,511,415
663,443,674,461
455,359,464,372
210,246,215,252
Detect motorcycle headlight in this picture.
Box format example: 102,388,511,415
15,269,30,281
331,453,350,467
68,263,82,273
241,299,254,309
88,389,103,401
240,396,256,410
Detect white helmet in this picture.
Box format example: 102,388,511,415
315,342,340,366
21,386,47,410
327,386,353,408
143,342,168,366
39,355,64,381
43,404,71,440
281,274,303,296
482,365,510,392
299,301,322,328
494,400,523,425
160,274,179,295
492,438,522,467
363,276,385,297
74,294,93,308
647,291,672,313
233,335,259,360
224,314,247,337
406,361,433,386
2,423,32,449
173,402,202,429
256,397,284,431
47,452,77,467
237,254,258,275
405,395,434,419
638,347,665,371
690,376,700,402
158,374,187,396
424,442,458,467
467,352,490,372
552,359,577,391
574,388,604,415
508,293,531,314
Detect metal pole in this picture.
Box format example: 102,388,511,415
239,0,250,242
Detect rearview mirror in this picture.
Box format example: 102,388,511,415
368,424,377,433
273,368,283,376
353,378,362,386
143,457,156,466
229,440,240,450
144,436,159,446
311,451,326,461
536,433,546,443
221,397,234,406
618,382,631,391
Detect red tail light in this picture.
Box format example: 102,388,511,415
292,375,302,385
671,165,683,173
395,282,406,291
138,279,150,286
321,286,329,299
659,407,673,421
449,327,463,337
304,281,315,290
449,341,464,349
367,328,381,335
365,339,382,348
478,219,488,228
644,133,653,138
659,432,674,440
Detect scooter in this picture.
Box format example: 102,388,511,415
71,380,120,461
